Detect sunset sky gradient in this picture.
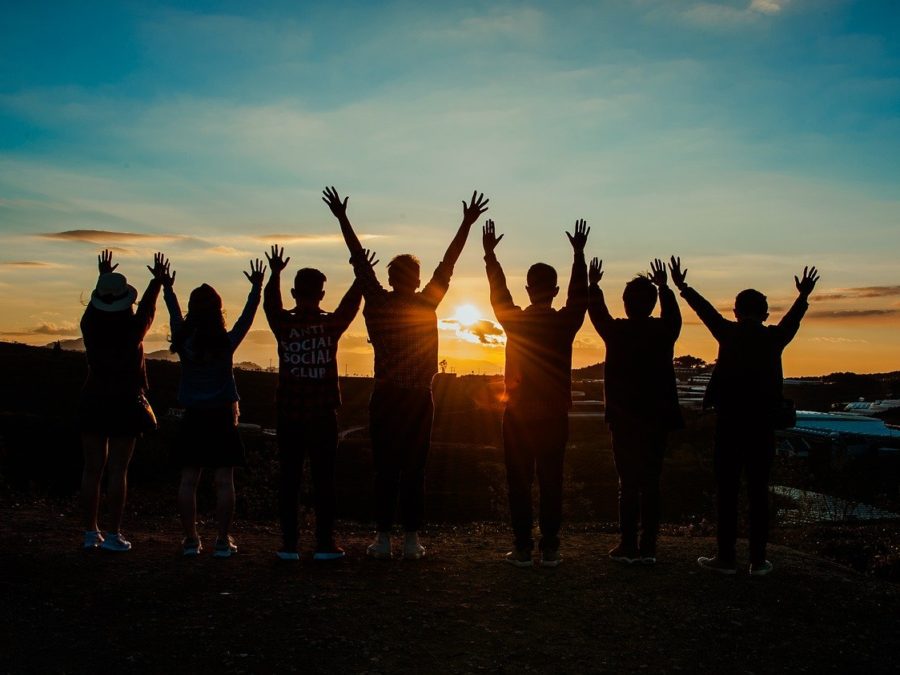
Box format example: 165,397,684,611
1,1,898,375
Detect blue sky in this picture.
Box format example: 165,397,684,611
1,0,898,374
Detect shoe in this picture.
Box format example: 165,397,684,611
540,549,562,568
100,532,131,552
403,532,425,560
213,536,238,558
366,532,392,560
182,537,202,557
641,555,657,565
276,550,300,561
749,560,774,576
608,543,641,565
83,530,104,549
697,555,737,575
313,542,347,561
504,549,533,568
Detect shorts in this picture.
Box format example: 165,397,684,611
175,404,246,468
77,393,156,438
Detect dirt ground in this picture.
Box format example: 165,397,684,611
2,502,898,674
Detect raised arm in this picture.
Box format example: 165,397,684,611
229,258,265,350
587,257,614,339
136,252,169,339
563,219,589,316
443,190,489,269
421,191,490,306
670,256,728,341
263,244,290,328
777,266,818,346
650,258,682,340
332,277,364,335
482,219,519,322
323,186,364,259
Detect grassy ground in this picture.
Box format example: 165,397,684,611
2,502,898,674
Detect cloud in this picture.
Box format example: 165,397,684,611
440,317,506,345
257,234,384,245
749,0,786,14
809,336,869,344
816,285,900,301
206,245,247,256
0,261,67,269
40,229,182,244
0,322,82,337
807,309,900,320
31,321,80,336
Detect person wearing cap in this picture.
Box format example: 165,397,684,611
164,259,266,558
79,249,170,552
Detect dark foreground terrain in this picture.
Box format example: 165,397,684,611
2,502,898,674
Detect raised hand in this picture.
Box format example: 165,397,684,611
566,219,590,253
352,248,379,269
265,245,291,274
147,252,172,284
482,219,504,253
589,257,604,285
244,258,267,286
461,190,490,226
322,186,349,219
649,258,667,287
669,256,688,290
794,266,819,296
98,249,118,275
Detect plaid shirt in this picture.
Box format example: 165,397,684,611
264,276,362,420
486,251,587,414
353,256,452,390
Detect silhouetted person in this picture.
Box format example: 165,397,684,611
588,258,683,564
263,244,367,562
165,259,265,558
671,258,819,576
324,186,489,560
483,218,589,567
78,250,168,552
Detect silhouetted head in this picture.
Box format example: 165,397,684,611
387,254,421,294
188,283,222,315
292,267,326,306
734,288,769,323
90,272,137,313
171,283,229,357
623,276,658,319
526,263,559,305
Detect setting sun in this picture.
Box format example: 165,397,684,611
453,304,481,327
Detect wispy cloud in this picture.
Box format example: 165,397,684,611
0,261,67,269
810,336,869,344
40,229,182,244
816,285,900,301
257,234,384,245
807,308,900,320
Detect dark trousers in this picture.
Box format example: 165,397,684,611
714,417,775,565
277,412,338,550
503,406,569,552
610,424,667,555
369,384,434,532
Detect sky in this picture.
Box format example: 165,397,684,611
1,0,898,376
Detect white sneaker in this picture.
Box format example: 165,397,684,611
83,530,104,549
100,532,132,552
750,560,774,576
366,532,392,560
403,532,425,560
214,536,238,558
